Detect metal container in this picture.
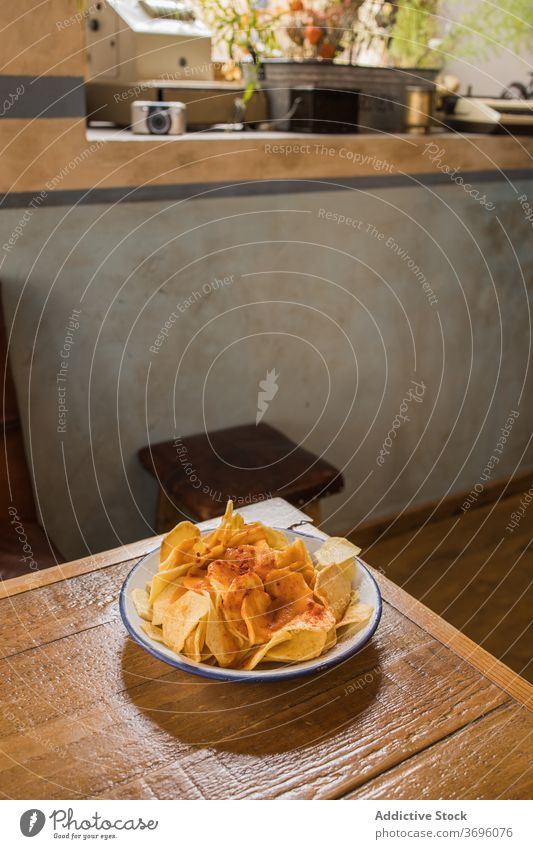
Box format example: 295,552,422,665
289,86,359,133
261,61,439,132
404,86,435,134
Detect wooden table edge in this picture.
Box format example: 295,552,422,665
0,497,312,598
370,564,533,710
0,534,162,600
2,518,531,709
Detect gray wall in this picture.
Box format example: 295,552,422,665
2,174,532,558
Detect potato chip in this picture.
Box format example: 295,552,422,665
241,586,271,645
290,600,336,633
263,627,327,662
260,526,288,550
264,568,313,630
205,542,224,560
337,590,373,630
132,588,152,621
186,539,212,571
182,571,211,593
182,618,208,663
160,520,200,564
207,558,243,595
248,540,277,579
207,500,245,549
251,603,335,664
135,499,374,672
266,568,312,605
324,626,337,653
217,543,272,581
141,622,164,642
314,560,354,622
314,536,361,569
275,538,308,569
222,524,263,549
275,538,315,586
220,499,236,527
162,591,210,654
241,630,291,670
149,566,189,605
205,600,245,667
152,581,183,626
170,584,188,603
159,534,202,573
223,572,263,631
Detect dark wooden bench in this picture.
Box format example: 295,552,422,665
1,285,61,580
139,422,344,532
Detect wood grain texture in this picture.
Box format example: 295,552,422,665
2,118,533,195
0,558,135,657
0,498,309,600
368,564,533,710
0,537,160,600
2,499,529,707
346,702,533,800
288,522,533,709
351,468,533,548
0,498,530,800
0,601,509,799
362,491,533,692
140,422,343,524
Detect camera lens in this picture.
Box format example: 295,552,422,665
147,107,171,135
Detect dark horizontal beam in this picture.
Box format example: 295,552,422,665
0,168,530,209
0,75,86,119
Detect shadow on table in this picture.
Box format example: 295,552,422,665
120,639,382,756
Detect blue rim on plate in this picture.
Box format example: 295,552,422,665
119,527,383,683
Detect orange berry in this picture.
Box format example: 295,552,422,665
304,25,322,45
319,41,336,59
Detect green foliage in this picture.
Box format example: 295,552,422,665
201,0,282,62
442,0,533,60
198,0,533,71
361,0,533,69
388,1,441,68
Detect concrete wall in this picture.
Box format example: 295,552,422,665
2,173,532,559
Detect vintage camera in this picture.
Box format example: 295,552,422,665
131,101,186,135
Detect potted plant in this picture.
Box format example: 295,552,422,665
279,0,365,62
261,1,441,130
202,1,443,130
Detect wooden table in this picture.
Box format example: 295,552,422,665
1,499,531,800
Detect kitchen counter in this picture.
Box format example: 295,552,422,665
2,122,533,206
1,0,532,205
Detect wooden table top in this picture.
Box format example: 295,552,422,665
1,498,531,800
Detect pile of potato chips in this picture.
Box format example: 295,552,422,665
132,501,373,670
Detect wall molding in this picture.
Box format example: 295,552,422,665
0,76,86,120
1,167,532,210
349,468,533,548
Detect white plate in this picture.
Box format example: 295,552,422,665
119,527,382,682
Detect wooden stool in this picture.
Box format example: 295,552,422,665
139,423,344,532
